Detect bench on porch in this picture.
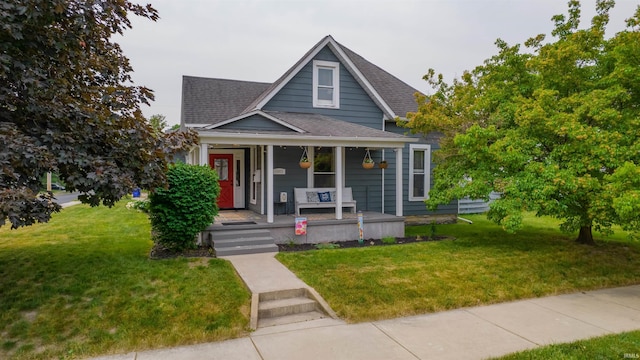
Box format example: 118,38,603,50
294,187,357,216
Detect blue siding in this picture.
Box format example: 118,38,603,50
384,123,457,216
263,147,387,214
345,148,383,212
220,114,294,132
263,46,384,130
270,147,310,213
257,142,456,216
249,44,455,217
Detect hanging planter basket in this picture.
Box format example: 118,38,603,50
362,149,375,169
299,147,312,169
378,160,388,169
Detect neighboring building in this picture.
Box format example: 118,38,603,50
181,35,457,244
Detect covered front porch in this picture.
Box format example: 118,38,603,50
186,111,416,224
207,210,405,245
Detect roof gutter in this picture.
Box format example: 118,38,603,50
196,130,416,148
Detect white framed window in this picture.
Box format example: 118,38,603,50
312,60,340,108
409,144,431,201
312,147,335,187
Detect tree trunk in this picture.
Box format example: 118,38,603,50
576,225,595,245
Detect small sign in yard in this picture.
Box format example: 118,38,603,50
295,217,307,236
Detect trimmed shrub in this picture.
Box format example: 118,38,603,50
148,163,220,250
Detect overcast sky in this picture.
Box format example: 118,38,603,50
117,0,639,127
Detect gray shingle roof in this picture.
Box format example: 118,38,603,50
181,76,270,125
338,43,422,118
182,36,423,127
264,111,407,138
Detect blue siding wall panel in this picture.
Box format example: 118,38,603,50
220,114,294,131
263,46,384,130
271,147,309,213
345,148,383,212
384,123,457,216
243,44,456,217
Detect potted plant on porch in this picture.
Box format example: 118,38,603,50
299,148,312,169
362,149,375,169
299,156,312,169
362,157,375,169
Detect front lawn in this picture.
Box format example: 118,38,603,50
0,202,251,360
276,214,640,322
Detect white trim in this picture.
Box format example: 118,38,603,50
185,123,212,128
249,147,257,205
381,148,385,214
199,143,208,166
306,146,314,188
203,110,305,133
312,60,340,108
395,147,403,217
341,147,346,186
266,145,274,223
260,145,265,215
335,146,343,220
328,41,396,118
251,35,397,118
253,37,334,110
311,147,336,187
408,144,431,201
197,130,416,148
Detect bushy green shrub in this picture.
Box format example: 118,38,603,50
381,236,396,245
148,163,220,250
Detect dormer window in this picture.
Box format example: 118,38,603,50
312,60,340,108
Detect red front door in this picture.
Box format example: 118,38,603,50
210,154,234,209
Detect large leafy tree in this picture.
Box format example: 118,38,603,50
402,0,640,244
0,0,198,229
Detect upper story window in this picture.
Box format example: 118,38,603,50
409,144,431,201
312,60,340,108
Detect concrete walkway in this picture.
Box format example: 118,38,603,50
91,253,640,360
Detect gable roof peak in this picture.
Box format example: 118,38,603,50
239,35,422,120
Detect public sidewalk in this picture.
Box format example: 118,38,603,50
91,253,640,360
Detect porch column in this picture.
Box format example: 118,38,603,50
335,146,343,220
395,147,403,217
200,143,208,166
266,145,274,223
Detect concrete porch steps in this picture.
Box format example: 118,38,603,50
212,229,278,256
257,289,327,328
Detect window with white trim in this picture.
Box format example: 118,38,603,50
312,60,340,108
313,147,335,187
409,144,431,201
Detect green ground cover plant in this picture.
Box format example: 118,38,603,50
277,213,640,323
493,330,640,359
0,202,250,360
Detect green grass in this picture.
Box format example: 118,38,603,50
493,330,640,359
0,201,250,360
276,214,640,323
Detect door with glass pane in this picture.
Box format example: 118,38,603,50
209,154,234,209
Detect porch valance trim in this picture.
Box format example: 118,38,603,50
197,130,416,148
